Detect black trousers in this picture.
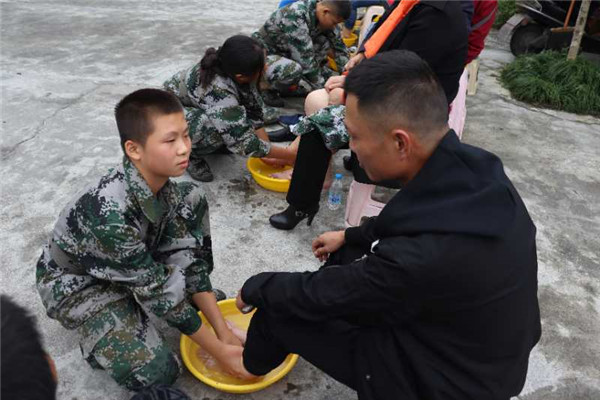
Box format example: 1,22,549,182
242,243,369,389
286,131,401,211
286,130,332,211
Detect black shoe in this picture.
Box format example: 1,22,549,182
343,155,353,171
212,288,227,302
262,90,284,107
269,205,319,230
267,124,296,142
188,157,214,182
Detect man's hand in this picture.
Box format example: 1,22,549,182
344,52,365,72
324,75,346,92
312,230,345,262
236,290,255,314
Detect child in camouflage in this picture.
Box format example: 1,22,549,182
253,0,352,107
164,35,297,182
36,89,254,392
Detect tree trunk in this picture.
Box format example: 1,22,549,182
567,0,592,60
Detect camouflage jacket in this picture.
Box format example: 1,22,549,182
293,104,348,150
253,0,349,88
164,63,271,157
36,158,213,335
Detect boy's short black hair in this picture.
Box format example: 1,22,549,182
344,50,449,140
1,295,57,400
321,0,352,20
115,88,183,153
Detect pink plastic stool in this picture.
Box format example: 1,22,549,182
344,72,467,227
448,68,468,140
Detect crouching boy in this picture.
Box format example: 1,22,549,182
36,89,251,391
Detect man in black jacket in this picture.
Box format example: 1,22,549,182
236,50,541,400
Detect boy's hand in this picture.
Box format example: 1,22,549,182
312,230,345,262
215,344,258,380
218,328,244,347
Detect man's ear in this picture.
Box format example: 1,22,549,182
124,140,142,161
390,129,411,158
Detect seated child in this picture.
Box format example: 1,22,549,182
253,0,352,106
36,89,253,391
164,35,296,182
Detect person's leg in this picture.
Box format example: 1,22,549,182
79,298,181,391
183,107,220,182
243,309,359,390
264,55,304,89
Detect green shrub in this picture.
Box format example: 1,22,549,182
500,51,600,117
494,0,518,28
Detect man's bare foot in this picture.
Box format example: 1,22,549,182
218,345,259,380
225,320,248,345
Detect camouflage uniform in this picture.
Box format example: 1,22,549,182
163,63,271,158
36,157,213,390
293,104,348,150
253,0,350,89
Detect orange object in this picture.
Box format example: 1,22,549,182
363,0,420,58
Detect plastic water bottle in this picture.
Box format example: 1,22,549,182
327,173,343,210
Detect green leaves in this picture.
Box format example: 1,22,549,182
500,51,600,116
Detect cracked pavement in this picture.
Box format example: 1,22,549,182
1,1,599,399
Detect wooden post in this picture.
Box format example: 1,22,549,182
567,0,592,60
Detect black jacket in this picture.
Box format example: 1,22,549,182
242,131,541,400
359,0,468,104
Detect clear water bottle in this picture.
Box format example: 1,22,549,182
327,173,343,210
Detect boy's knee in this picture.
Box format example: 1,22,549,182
328,88,345,106
304,89,330,115
124,348,181,391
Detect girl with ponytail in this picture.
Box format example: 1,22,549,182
164,35,296,182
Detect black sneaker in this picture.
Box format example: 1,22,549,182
188,157,214,182
262,89,284,107
213,288,227,302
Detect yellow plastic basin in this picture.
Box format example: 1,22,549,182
247,158,292,193
180,299,298,394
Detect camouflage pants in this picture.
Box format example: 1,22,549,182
265,55,338,90
265,54,304,88
292,104,349,150
78,298,181,391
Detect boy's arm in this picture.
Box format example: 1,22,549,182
329,28,350,69
205,83,271,157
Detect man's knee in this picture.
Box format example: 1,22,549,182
124,347,181,391
304,89,330,115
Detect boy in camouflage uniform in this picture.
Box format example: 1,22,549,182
36,89,251,391
253,0,351,103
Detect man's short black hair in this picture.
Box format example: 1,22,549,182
344,50,449,139
114,88,183,153
321,0,352,20
1,295,57,400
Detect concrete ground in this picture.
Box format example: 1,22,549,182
1,1,599,399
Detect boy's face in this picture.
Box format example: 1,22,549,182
134,111,191,180
316,5,344,31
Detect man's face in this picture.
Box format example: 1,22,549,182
317,6,344,31
345,94,406,182
136,111,191,180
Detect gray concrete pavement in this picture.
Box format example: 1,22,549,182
1,1,599,399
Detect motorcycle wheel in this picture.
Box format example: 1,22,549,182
510,24,545,56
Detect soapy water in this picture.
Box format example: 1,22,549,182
269,168,293,180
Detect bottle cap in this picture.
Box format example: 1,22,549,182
335,173,342,179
